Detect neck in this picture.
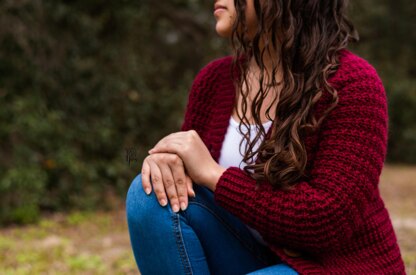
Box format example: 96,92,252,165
248,56,283,87
248,36,283,84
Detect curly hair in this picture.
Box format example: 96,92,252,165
230,0,359,189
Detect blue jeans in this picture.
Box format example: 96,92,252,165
126,173,298,275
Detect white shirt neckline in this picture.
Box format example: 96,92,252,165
229,116,273,129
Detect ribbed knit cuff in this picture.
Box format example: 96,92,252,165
213,167,257,217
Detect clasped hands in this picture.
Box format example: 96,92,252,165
141,130,226,213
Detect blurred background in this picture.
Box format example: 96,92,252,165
0,0,414,274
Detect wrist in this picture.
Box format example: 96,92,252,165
208,164,226,192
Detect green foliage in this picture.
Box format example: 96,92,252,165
0,167,47,224
386,80,416,162
349,0,416,162
0,0,414,224
0,0,227,224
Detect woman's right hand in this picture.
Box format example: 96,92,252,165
141,153,196,213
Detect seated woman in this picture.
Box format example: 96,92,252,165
126,0,406,274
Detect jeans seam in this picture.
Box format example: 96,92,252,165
188,200,272,266
172,211,194,275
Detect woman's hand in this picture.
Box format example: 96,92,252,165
148,130,226,191
142,153,196,213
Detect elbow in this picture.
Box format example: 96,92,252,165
276,196,366,253
308,200,365,252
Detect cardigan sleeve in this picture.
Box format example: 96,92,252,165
213,64,388,253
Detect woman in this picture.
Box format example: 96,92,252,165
126,0,406,274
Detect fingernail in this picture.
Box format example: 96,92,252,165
180,202,187,211
191,191,196,198
145,188,151,195
172,204,179,213
160,199,167,206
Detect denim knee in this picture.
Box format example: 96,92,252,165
126,173,163,226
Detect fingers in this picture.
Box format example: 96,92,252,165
149,141,182,155
169,155,190,211
144,153,194,213
148,131,190,154
186,176,196,198
141,159,152,195
158,162,181,213
147,159,168,208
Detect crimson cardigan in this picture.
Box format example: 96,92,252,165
180,49,405,274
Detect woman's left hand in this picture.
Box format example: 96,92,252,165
148,130,226,191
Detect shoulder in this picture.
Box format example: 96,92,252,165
321,50,388,130
187,55,235,103
192,55,234,86
330,49,385,94
202,55,234,71
338,49,378,73
184,55,234,109
181,56,234,131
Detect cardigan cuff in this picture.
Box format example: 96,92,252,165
213,167,257,215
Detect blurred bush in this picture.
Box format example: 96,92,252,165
386,80,416,163
0,0,227,224
0,0,414,224
349,0,416,162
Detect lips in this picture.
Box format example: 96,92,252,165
214,4,227,12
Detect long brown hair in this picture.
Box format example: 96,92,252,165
230,0,358,189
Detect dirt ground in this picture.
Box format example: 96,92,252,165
379,165,416,274
0,164,415,274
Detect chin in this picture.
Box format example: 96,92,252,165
215,23,232,38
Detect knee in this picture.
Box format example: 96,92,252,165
126,173,160,225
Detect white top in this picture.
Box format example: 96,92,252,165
218,116,272,247
218,116,273,169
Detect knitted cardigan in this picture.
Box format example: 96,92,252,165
180,49,405,274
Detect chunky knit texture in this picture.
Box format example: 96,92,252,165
180,49,405,274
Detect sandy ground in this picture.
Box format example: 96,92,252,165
0,164,415,274
380,165,416,274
